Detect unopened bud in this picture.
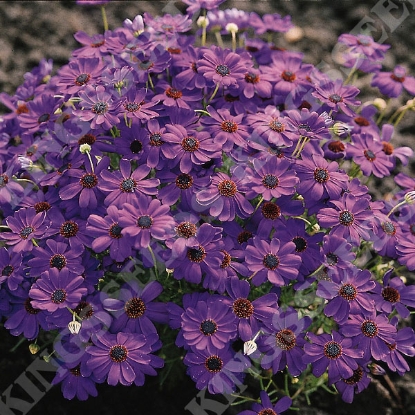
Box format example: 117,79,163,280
284,26,304,43
225,23,238,33
29,343,40,355
68,314,82,334
79,143,91,154
243,340,258,355
373,98,387,111
320,111,333,126
197,16,209,28
332,122,353,136
404,191,415,204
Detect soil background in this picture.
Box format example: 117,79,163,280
1,1,415,414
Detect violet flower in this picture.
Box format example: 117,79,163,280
237,391,292,415
371,65,415,98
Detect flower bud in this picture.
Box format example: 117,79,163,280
197,16,209,28
243,340,258,355
29,343,40,355
373,98,387,111
225,23,238,33
332,122,353,136
284,26,304,43
79,143,92,154
404,191,415,205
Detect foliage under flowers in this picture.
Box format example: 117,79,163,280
1,0,415,411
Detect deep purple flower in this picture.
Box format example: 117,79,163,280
153,80,202,110
86,331,163,386
321,234,356,273
184,346,249,394
396,234,415,270
0,162,24,205
258,307,311,376
0,247,23,291
29,268,87,313
249,12,293,34
130,46,171,83
334,364,371,403
182,0,227,15
285,108,331,142
181,297,237,351
198,46,246,87
72,31,109,58
144,12,192,36
383,326,415,375
118,195,175,249
87,205,133,262
240,67,273,99
196,168,254,222
340,311,397,361
102,280,166,335
0,208,50,253
303,331,363,384
245,236,301,287
119,88,158,122
237,391,292,415
371,65,415,98
346,133,394,178
380,123,413,168
317,268,375,325
317,193,374,246
175,45,207,90
115,125,149,163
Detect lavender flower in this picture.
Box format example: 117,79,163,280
371,65,415,98
237,391,292,415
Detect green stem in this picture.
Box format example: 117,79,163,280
148,246,159,279
208,83,220,103
101,5,109,32
231,31,236,52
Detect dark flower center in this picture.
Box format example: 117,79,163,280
281,70,296,82
91,40,105,48
245,72,259,84
80,173,98,188
200,319,218,336
60,221,79,238
232,298,254,318
58,163,71,174
262,174,279,189
167,47,181,54
138,60,154,70
324,341,342,359
175,173,194,189
382,141,394,155
187,246,206,263
258,410,276,415
176,222,197,238
263,253,280,270
51,289,67,304
120,178,137,193
339,283,357,301
361,320,378,338
37,113,50,124
224,93,239,102
314,167,330,183
215,65,230,76
130,140,143,153
124,102,141,112
268,119,285,132
20,226,34,240
298,123,312,132
125,297,146,318
0,174,9,187
328,140,345,153
16,103,29,115
137,215,153,229
410,223,415,236
79,134,96,145
109,223,123,239
364,149,376,161
109,345,128,363
165,87,183,99
149,133,163,146
34,201,51,213
339,210,354,226
329,93,343,103
70,366,81,377
75,73,91,86
343,366,363,385
74,301,94,320
326,252,338,265
220,250,231,268
391,73,405,83
181,136,199,152
50,254,67,270
237,230,253,244
382,286,400,303
218,180,237,197
92,102,108,115
293,236,307,252
275,328,296,351
191,62,198,73
26,145,37,157
354,116,370,126
261,202,281,220
381,221,396,235
2,265,13,276
220,120,238,133
205,355,223,372
24,298,40,314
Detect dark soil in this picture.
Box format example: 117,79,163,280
1,1,415,414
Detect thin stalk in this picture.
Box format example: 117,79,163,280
101,5,109,32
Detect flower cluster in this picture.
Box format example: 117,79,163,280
1,0,415,411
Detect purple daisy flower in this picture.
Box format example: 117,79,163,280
383,326,415,375
237,391,292,415
334,364,371,404
0,208,50,253
250,11,293,34
144,12,192,36
28,239,85,277
371,65,415,98
258,307,311,376
153,79,201,110
180,297,237,351
184,346,249,395
198,45,246,87
317,268,375,325
103,280,166,335
115,125,149,163
225,277,278,342
0,162,24,205
396,234,415,270
86,331,163,386
285,108,331,142
99,159,160,207
196,168,254,222
87,205,133,262
240,67,273,99
321,235,356,273
380,123,413,169
119,88,158,122
340,311,397,361
73,85,121,130
346,133,394,178
182,0,227,15
29,268,87,313
118,195,175,249
0,247,23,291
303,331,363,384
317,193,374,246
245,236,301,287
